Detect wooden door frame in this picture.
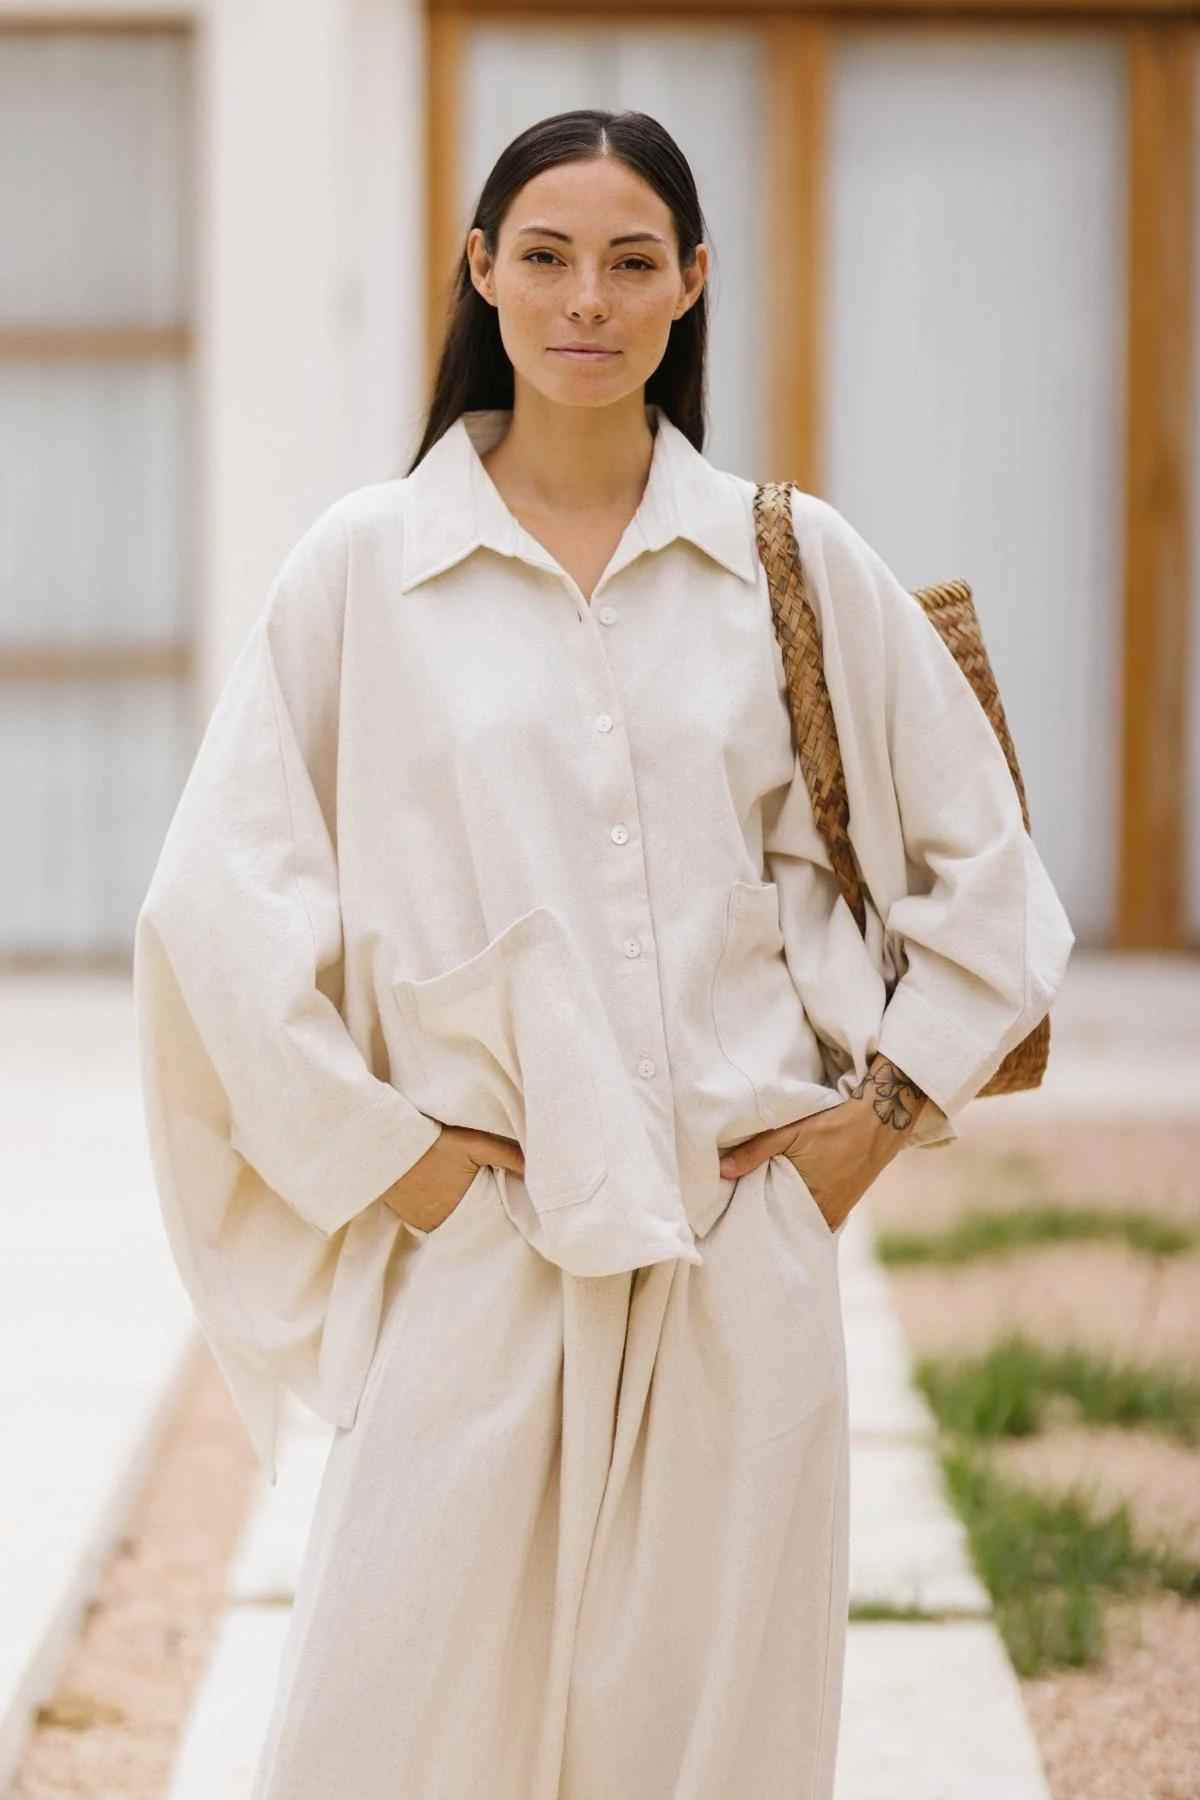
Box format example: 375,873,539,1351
1120,26,1194,947
424,4,1197,948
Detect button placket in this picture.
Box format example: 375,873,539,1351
575,572,679,1126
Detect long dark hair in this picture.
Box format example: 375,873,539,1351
406,109,713,474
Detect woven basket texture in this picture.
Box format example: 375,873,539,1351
753,480,1049,1097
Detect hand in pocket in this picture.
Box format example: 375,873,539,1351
379,1124,525,1233
717,1100,886,1234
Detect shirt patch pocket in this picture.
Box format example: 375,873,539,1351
711,879,808,1126
392,906,607,1215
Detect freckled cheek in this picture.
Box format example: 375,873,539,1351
625,294,681,351
498,278,550,327
500,279,672,352
631,280,678,321
496,295,554,360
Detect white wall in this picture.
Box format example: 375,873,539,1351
0,22,196,952
202,0,427,701
0,0,426,953
1189,38,1200,941
0,0,427,707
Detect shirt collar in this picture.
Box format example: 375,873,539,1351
397,402,759,593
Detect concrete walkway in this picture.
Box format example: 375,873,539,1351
5,949,1197,1795
0,973,194,1789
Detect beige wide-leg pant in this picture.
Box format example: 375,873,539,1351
249,1151,850,1800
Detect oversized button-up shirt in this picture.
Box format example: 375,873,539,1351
133,403,1076,1482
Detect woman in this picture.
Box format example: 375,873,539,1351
134,109,1074,1798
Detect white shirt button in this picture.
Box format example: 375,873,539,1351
610,823,629,845
595,713,614,734
637,1057,656,1079
623,937,642,958
598,605,618,625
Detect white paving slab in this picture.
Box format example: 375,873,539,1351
0,974,197,1786
848,1437,990,1615
228,1423,334,1606
836,1620,1053,1799
171,1616,1057,1800
840,1245,938,1442
166,1607,291,1800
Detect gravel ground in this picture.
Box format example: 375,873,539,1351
5,1339,258,1799
876,1113,1200,1800
882,1241,1200,1365
1023,1595,1200,1800
876,1117,1200,1234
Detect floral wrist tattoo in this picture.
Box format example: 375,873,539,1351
848,1057,927,1133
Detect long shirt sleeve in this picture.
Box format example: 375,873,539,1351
135,504,443,1239
787,494,1076,1128
133,499,443,1478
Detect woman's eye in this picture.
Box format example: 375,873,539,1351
522,251,654,271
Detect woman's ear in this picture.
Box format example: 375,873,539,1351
675,243,708,320
465,228,498,308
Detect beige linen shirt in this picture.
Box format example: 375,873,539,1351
133,402,1075,1482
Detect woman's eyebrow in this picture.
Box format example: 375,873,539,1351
515,225,668,248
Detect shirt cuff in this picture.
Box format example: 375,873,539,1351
906,1095,959,1149
237,1095,444,1238
875,979,1014,1126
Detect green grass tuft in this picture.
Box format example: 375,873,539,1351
939,1444,1200,1676
847,1599,946,1622
876,1204,1196,1267
915,1331,1200,1448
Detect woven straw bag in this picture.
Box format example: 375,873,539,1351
753,480,1049,1097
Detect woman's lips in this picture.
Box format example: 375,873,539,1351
551,348,620,360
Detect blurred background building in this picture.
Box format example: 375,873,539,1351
1,0,1197,963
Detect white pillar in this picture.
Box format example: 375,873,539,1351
200,0,426,705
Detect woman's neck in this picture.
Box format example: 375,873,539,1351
480,392,656,517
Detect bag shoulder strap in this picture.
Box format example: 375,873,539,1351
752,479,1050,1097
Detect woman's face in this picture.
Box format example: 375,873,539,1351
467,155,707,410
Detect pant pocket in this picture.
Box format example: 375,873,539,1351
772,1151,843,1240
685,1158,842,1450
400,1158,495,1242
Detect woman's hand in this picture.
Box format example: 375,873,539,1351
378,1124,526,1233
716,1055,932,1232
